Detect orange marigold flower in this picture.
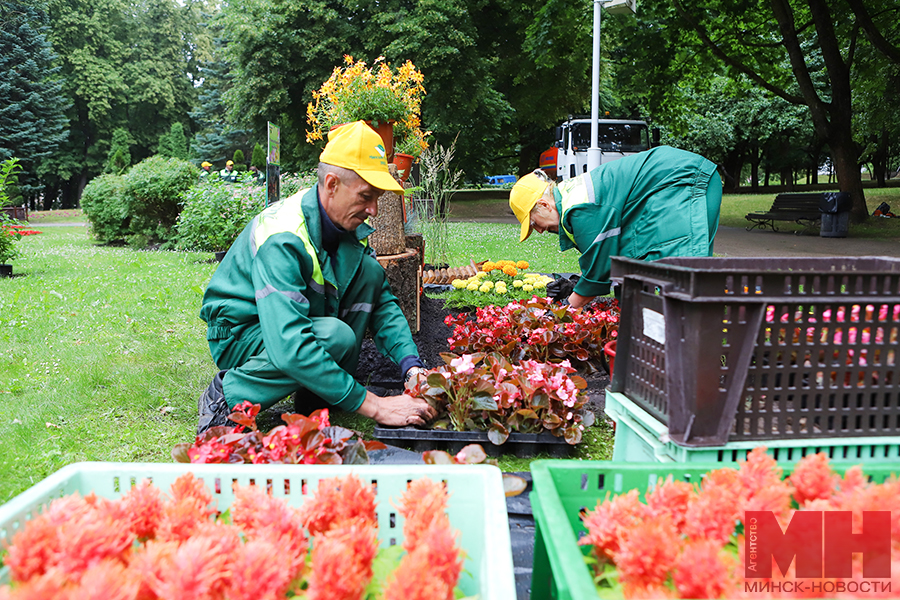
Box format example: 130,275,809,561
645,478,694,532
299,475,377,537
613,515,680,589
672,539,735,599
306,521,378,600
397,478,450,552
580,489,647,561
502,265,518,277
482,261,496,272
789,452,838,506
683,484,739,545
516,260,529,269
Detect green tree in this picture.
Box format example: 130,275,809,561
158,122,189,160
250,142,266,170
104,127,134,174
0,0,70,203
232,148,246,171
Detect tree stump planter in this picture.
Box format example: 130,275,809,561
375,248,420,334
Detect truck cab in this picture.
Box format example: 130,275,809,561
540,118,653,181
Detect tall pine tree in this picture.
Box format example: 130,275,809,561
0,0,70,202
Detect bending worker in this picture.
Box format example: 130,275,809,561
197,121,434,434
510,146,721,308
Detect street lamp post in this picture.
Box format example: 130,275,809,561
588,0,637,173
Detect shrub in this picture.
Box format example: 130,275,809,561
250,143,266,170
0,213,23,264
176,180,265,252
121,156,198,247
232,148,247,172
80,173,130,243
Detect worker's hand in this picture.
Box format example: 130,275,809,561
567,292,595,309
357,390,437,427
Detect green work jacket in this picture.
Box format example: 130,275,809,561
556,146,719,297
199,186,419,411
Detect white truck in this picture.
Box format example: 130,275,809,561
539,117,657,181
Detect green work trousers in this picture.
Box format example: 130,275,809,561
209,268,383,412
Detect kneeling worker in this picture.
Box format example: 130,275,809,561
510,146,722,308
197,121,434,434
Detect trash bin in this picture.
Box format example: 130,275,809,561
820,191,851,237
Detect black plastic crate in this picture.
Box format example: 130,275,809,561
609,256,900,447
373,426,575,458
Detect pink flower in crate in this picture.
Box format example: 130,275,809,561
383,520,462,600
228,538,295,600
138,533,236,600
306,521,378,600
230,484,307,580
116,479,165,540
684,483,740,546
71,558,139,600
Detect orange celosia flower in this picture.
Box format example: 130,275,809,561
230,484,308,580
645,478,694,532
167,473,215,514
156,496,212,543
672,539,735,599
383,519,462,600
397,478,450,552
683,484,740,545
71,558,140,600
228,538,295,600
140,534,236,600
1,568,68,600
299,474,377,537
580,490,647,561
117,480,165,540
306,521,379,600
789,452,839,506
614,515,680,589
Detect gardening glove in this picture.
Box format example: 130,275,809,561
547,274,580,303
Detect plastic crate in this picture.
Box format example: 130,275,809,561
529,459,900,600
605,390,900,464
609,256,900,447
0,462,516,599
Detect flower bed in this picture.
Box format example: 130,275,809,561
407,352,594,445
445,296,619,374
571,449,899,599
441,260,555,309
0,471,465,599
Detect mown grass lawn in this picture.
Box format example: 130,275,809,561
0,215,607,502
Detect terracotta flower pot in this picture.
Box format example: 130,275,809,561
364,120,394,163
393,152,414,181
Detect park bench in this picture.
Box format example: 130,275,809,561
745,192,824,232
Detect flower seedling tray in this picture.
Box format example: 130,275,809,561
606,390,900,464
0,462,516,599
373,425,576,458
529,459,899,600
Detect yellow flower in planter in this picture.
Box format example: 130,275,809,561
466,282,479,291
451,279,466,289
523,284,534,292
513,280,524,288
479,283,492,293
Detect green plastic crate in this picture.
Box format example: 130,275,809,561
606,390,900,464
530,459,900,600
0,462,516,599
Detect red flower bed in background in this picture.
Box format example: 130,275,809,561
444,296,618,374
579,448,900,598
7,225,42,236
0,472,462,599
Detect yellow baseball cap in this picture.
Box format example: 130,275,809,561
226,160,234,166
201,161,212,168
320,121,403,192
510,173,549,242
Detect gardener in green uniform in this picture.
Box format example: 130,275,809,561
197,120,434,434
510,146,721,308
